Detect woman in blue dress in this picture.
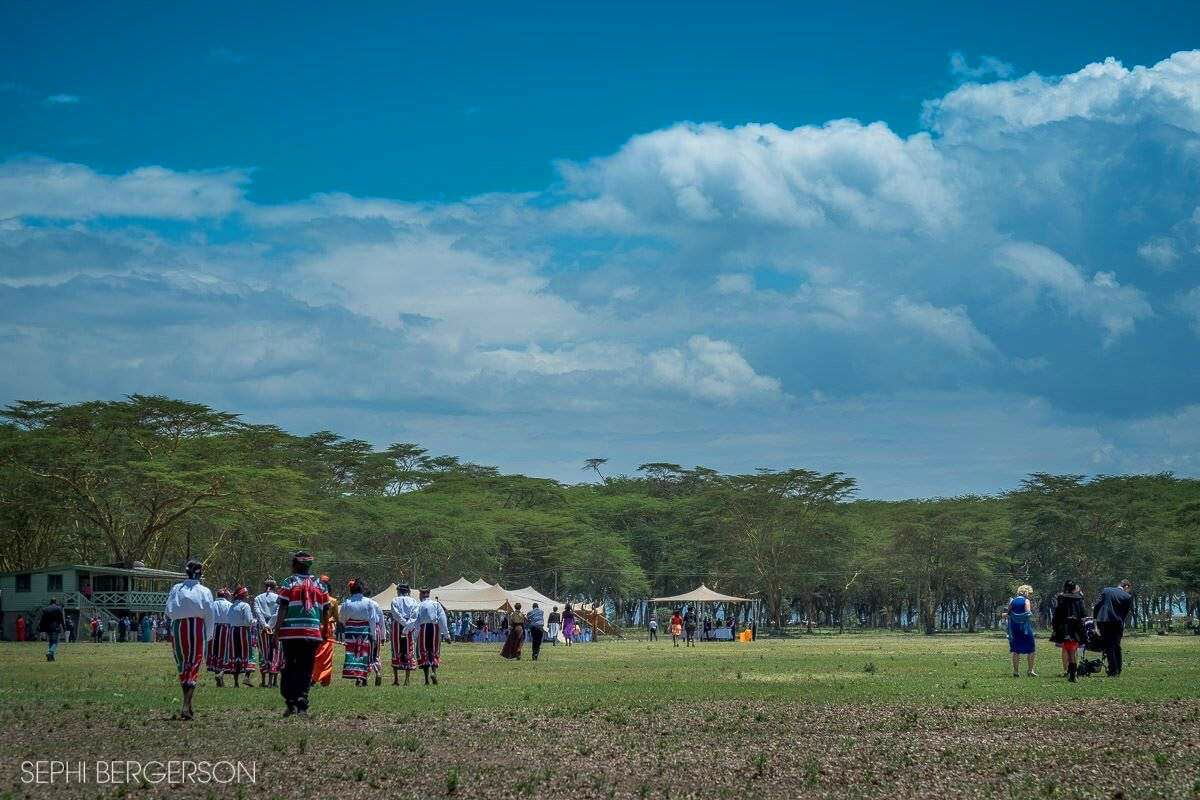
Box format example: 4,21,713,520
1007,584,1037,677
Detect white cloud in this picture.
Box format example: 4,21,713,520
1137,236,1179,269
891,296,996,357
648,336,782,403
43,94,80,105
995,242,1153,342
948,52,1014,81
0,158,247,220
292,234,586,344
927,50,1200,140
560,119,959,233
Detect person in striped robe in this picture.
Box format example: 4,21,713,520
413,588,449,686
207,587,233,686
389,584,418,685
225,586,255,686
253,579,282,687
165,560,215,720
367,593,384,687
339,580,374,686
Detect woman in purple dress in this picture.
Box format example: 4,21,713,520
561,604,576,647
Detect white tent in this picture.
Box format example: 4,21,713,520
370,582,399,607
371,575,616,640
652,584,750,603
650,584,758,640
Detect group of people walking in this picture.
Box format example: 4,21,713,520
500,601,578,660
164,551,451,720
1007,579,1134,681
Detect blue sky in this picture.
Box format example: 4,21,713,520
2,3,1200,497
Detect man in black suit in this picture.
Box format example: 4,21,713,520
38,597,65,662
1093,579,1133,676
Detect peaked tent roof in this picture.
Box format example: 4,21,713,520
433,584,513,612
651,584,751,603
442,577,478,591
370,583,399,607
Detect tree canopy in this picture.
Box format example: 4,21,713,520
3,395,1198,630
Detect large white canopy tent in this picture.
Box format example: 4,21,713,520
371,577,620,638
650,584,759,638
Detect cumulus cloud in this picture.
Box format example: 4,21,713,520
648,336,782,403
891,297,996,357
994,242,1153,342
559,120,959,233
927,50,1200,140
0,158,247,220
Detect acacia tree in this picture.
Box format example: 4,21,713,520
704,468,857,628
0,396,314,567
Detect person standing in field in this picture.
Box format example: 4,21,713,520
1007,584,1037,677
275,551,329,717
389,583,418,685
366,591,384,686
561,604,576,647
648,614,658,641
501,603,527,660
225,587,255,687
165,559,215,721
527,602,546,661
339,579,374,686
208,587,233,686
413,588,449,684
89,614,101,643
15,613,26,642
311,574,337,688
670,609,683,647
253,579,282,688
1050,580,1086,682
683,608,698,647
37,597,65,662
1094,579,1134,677
547,606,561,645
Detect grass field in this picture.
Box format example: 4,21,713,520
2,633,1199,799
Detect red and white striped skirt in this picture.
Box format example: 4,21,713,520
206,623,231,673
390,620,415,669
223,625,252,673
257,627,282,673
171,617,207,687
415,622,441,667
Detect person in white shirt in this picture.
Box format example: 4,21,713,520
165,559,215,720
389,584,419,685
366,593,384,686
338,580,376,687
413,588,450,686
226,586,255,686
207,587,233,686
253,579,281,688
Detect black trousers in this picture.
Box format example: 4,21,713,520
1098,622,1124,675
280,639,318,710
530,627,544,660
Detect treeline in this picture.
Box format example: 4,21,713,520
1,396,1198,631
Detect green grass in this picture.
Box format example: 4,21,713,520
1,633,1198,798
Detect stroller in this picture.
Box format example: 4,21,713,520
1075,617,1107,677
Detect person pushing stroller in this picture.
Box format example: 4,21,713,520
1050,580,1086,682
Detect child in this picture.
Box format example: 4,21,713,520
670,610,683,647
